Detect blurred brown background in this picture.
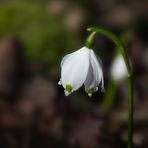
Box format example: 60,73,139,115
0,0,147,148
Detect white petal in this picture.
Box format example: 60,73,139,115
61,47,90,94
111,54,128,82
84,50,104,95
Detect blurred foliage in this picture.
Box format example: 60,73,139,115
0,0,80,67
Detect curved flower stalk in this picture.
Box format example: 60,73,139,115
85,27,133,148
59,46,104,97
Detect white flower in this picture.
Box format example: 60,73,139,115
110,54,128,82
59,47,104,96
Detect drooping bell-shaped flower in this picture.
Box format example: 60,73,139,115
59,46,104,96
110,54,128,82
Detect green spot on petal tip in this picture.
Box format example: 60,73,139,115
66,84,72,93
88,88,95,95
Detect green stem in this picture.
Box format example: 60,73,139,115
85,26,133,148
128,76,133,148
